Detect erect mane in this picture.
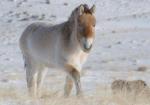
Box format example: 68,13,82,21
61,21,72,45
82,4,92,14
68,4,92,22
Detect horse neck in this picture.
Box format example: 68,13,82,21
63,20,81,52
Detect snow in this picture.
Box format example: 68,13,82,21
0,0,150,104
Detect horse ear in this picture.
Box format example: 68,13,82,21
79,5,84,15
90,5,96,14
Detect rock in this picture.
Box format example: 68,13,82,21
17,2,22,8
51,15,56,18
45,0,50,4
39,14,45,20
8,0,15,2
31,15,39,19
130,40,138,44
112,30,116,34
7,19,12,23
8,11,13,14
23,0,27,2
20,17,29,21
15,13,21,18
63,2,68,6
1,79,9,83
137,66,147,72
23,11,29,16
106,45,112,48
116,41,122,45
5,58,10,61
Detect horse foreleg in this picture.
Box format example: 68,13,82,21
67,66,82,96
64,75,73,97
72,70,82,96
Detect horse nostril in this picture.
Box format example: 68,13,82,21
84,43,92,51
89,44,92,50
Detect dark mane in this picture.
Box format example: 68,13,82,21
83,4,92,14
68,4,92,23
61,21,72,46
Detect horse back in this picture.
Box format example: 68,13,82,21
20,22,63,64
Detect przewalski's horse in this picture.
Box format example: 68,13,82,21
19,4,96,97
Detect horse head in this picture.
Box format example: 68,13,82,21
69,4,96,53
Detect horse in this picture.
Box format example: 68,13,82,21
19,4,96,97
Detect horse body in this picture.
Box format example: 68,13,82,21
20,22,87,70
20,4,96,97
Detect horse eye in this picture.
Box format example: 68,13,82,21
93,24,95,27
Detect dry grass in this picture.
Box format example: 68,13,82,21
0,73,150,105
0,85,150,105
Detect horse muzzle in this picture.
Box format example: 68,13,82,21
81,37,93,53
83,43,92,52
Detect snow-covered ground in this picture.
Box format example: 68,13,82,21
0,0,150,105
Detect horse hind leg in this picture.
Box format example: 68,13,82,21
24,56,38,98
37,68,47,97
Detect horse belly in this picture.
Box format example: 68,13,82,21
29,47,59,66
